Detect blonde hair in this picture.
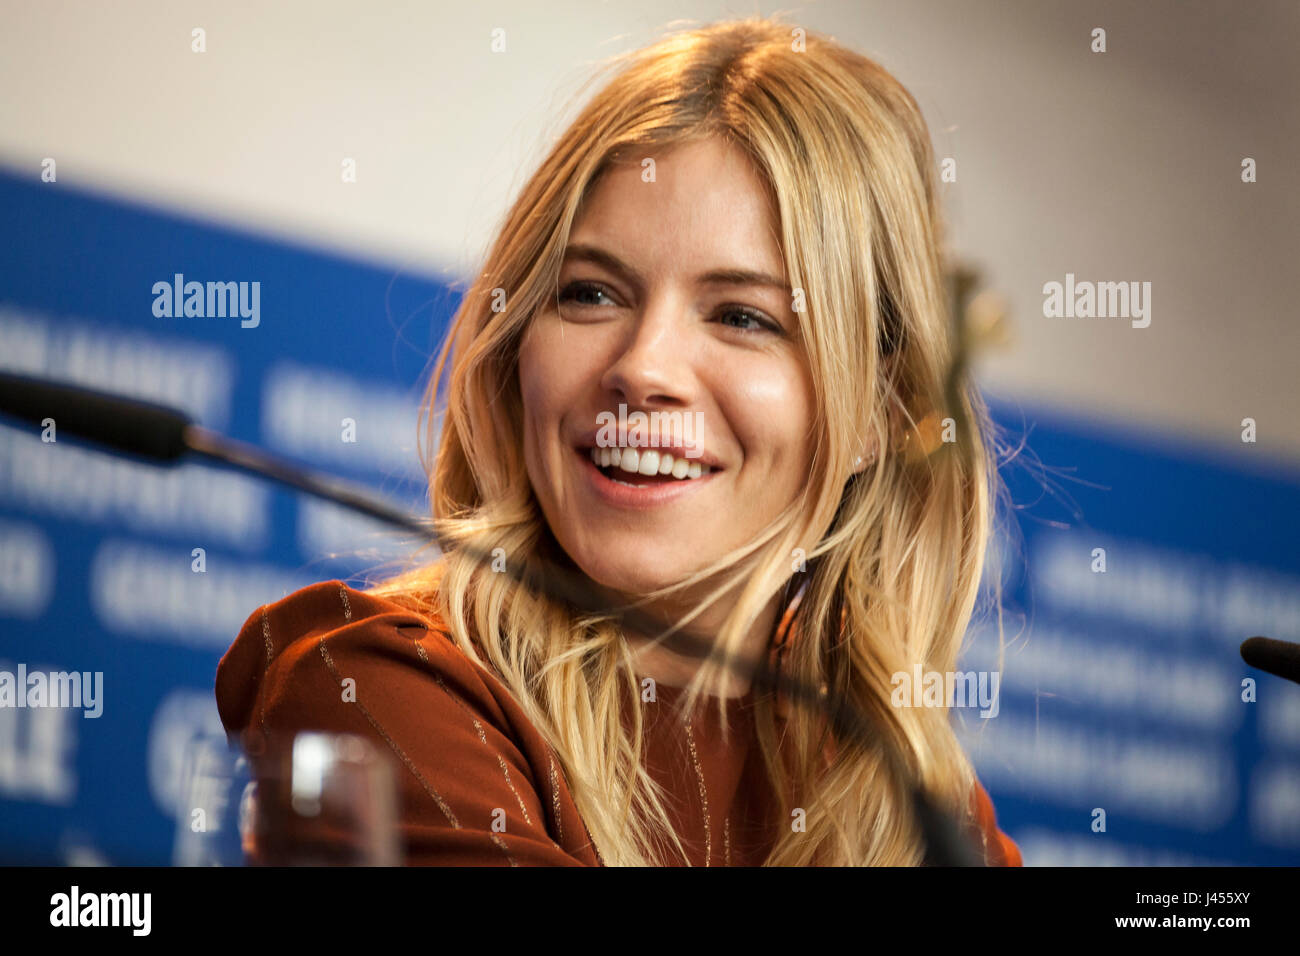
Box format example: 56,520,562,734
367,16,1011,865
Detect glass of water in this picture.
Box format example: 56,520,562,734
173,731,400,866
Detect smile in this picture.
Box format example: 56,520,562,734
588,446,713,481
574,445,719,508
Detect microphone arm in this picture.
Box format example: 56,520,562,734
0,369,985,865
183,424,429,534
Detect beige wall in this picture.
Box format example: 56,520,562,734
3,0,1296,465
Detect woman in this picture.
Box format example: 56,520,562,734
217,17,1020,866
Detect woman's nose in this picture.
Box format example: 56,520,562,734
598,296,696,408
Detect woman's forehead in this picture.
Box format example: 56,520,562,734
568,141,786,286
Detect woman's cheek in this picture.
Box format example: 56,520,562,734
525,318,606,403
726,371,812,444
517,342,556,495
519,327,569,424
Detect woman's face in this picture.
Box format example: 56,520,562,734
518,135,816,601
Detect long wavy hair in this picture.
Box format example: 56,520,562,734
366,16,1011,866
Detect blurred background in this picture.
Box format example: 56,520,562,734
0,0,1296,864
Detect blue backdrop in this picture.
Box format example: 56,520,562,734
1,168,1296,865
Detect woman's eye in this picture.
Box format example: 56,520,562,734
558,283,780,336
557,281,614,307
716,307,779,335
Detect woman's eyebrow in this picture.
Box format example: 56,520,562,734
563,243,788,293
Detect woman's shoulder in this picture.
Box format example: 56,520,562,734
216,578,508,737
226,578,448,652
233,577,446,637
214,578,600,865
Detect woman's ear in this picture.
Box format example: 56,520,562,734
852,434,879,473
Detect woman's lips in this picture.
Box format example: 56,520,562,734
574,446,717,509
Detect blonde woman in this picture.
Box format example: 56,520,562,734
217,17,1021,867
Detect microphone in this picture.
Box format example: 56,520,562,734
0,369,985,865
0,370,426,532
1241,636,1300,686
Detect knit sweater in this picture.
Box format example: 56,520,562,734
215,579,1022,866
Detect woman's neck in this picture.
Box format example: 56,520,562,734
626,591,783,699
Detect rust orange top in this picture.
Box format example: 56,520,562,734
215,579,1022,866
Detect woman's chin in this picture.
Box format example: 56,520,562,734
575,554,701,603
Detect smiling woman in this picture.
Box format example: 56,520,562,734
217,16,1021,867
517,134,819,673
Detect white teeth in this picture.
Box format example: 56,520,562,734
589,446,715,481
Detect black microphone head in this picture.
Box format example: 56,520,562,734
0,371,193,463
1241,636,1300,686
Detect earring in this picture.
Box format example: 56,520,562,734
901,411,944,464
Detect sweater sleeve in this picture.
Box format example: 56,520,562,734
214,581,600,866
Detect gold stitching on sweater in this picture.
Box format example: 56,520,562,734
548,742,599,861
258,609,272,733
403,629,572,865
548,751,563,843
409,635,533,827
725,814,732,867
488,831,518,866
338,585,352,622
683,716,711,867
261,608,273,663
316,640,475,838
443,679,532,826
